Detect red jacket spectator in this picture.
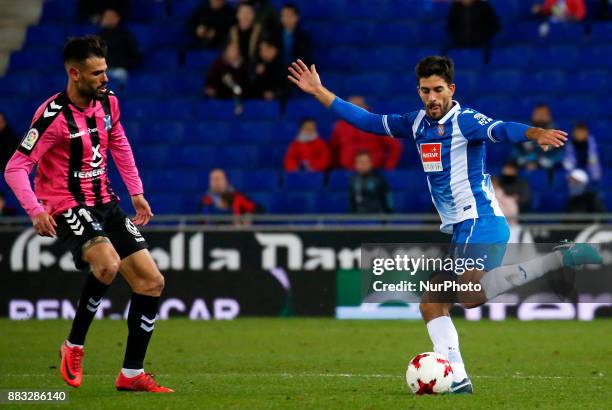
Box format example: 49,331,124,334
329,120,403,170
540,0,586,20
328,97,402,170
284,118,331,172
202,191,257,215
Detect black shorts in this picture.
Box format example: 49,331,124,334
55,201,148,270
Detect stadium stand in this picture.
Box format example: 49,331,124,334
1,0,611,215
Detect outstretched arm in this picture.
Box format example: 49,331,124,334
490,121,567,151
288,59,388,135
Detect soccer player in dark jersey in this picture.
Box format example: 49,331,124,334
4,36,173,393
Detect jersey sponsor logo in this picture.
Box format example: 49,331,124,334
43,101,62,118
70,127,98,139
436,124,445,136
20,128,39,150
104,114,112,131
474,113,492,126
125,218,145,242
90,144,103,168
420,143,443,172
72,166,106,179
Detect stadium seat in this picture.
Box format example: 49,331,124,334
174,146,217,168
195,100,238,121
146,193,185,214
238,101,280,121
40,0,77,23
192,121,232,144
184,50,219,69
25,24,66,47
589,23,612,43
484,70,523,94
148,122,186,144
283,172,325,191
257,145,286,169
327,170,352,191
213,146,259,169
144,170,200,193
268,192,317,213
489,46,535,69
240,170,281,192
382,170,428,192
316,192,349,213
134,146,171,168
123,74,166,97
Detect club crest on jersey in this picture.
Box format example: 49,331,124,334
436,124,445,136
420,142,443,172
20,128,39,151
104,114,112,131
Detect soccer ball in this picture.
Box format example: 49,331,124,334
406,352,453,395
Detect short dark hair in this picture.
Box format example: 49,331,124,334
574,122,589,131
415,56,454,85
299,117,316,127
356,150,371,159
282,3,300,14
62,35,107,63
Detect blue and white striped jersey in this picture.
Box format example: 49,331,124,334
381,101,504,234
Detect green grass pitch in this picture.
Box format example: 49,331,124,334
0,319,610,409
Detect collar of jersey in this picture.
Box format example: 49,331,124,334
61,89,98,113
426,100,461,125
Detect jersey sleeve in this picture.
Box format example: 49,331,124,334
381,111,419,139
457,108,502,142
16,100,63,162
107,95,144,196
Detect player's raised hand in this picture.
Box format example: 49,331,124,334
288,59,336,107
32,211,57,237
288,59,322,95
131,194,154,226
526,127,568,151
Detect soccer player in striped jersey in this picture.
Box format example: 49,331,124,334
288,56,602,393
4,36,172,393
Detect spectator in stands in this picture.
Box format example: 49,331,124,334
499,160,532,212
242,0,280,39
77,0,128,24
597,0,611,19
0,112,19,171
512,103,563,172
251,39,284,100
279,3,312,66
328,96,403,171
446,0,500,62
491,177,534,244
563,122,602,186
188,0,236,49
349,152,393,214
284,118,330,172
0,192,17,217
229,3,262,66
205,42,250,99
97,8,140,85
565,169,606,213
532,0,587,22
201,169,260,224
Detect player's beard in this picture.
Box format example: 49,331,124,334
427,101,450,120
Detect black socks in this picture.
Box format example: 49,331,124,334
68,273,109,345
122,293,160,369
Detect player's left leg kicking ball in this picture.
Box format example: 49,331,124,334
420,216,602,394
56,203,173,393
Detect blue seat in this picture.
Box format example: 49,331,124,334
535,46,579,69
532,191,568,213
162,99,195,120
524,70,566,94
581,45,612,68
148,122,185,144
9,48,62,72
283,99,331,122
257,145,286,169
316,192,349,213
121,100,159,119
383,170,428,192
360,47,409,71
126,24,154,50
195,100,237,121
185,50,219,69
171,0,205,18
239,101,279,121
168,69,203,97
147,50,179,70
213,146,259,169
327,170,352,191
247,192,272,212
40,0,77,22
175,146,217,168
146,193,185,214
283,172,325,191
269,193,317,213
343,73,393,96
230,121,275,143
25,25,66,47
484,70,523,94
490,46,535,69
588,23,612,42
123,74,166,96
144,170,200,193
134,146,171,168
445,49,485,70
241,170,281,191
575,70,610,92
122,121,141,142
192,121,231,144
